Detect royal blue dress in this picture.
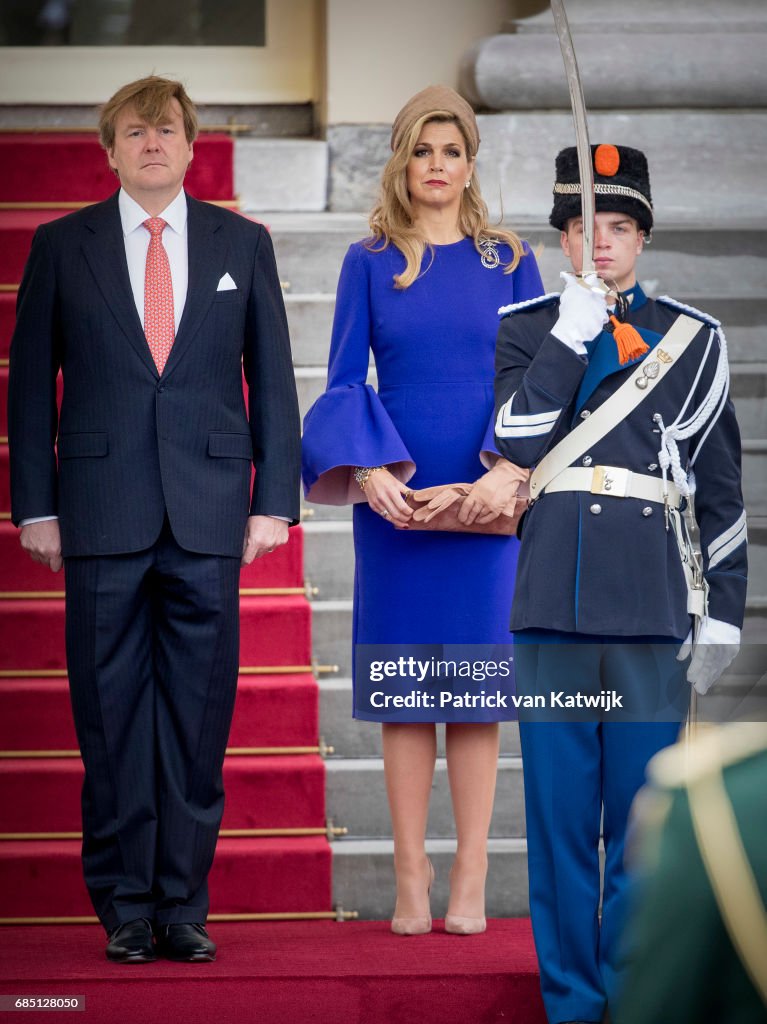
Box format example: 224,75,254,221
302,237,544,721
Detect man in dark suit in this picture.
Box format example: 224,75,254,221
8,76,301,963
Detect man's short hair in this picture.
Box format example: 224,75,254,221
99,76,198,151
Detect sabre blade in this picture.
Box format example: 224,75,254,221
550,0,595,275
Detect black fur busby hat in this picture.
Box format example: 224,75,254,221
550,144,653,234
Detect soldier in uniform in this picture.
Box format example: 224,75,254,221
493,145,748,1023
617,723,767,1024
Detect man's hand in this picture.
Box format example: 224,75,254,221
241,515,289,565
551,271,608,353
20,520,63,572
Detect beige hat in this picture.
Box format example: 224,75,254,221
390,85,480,155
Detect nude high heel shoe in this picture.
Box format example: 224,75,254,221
445,858,487,934
390,858,435,935
444,913,487,935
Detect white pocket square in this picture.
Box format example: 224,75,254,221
217,272,237,291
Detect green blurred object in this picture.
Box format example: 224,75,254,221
617,724,767,1024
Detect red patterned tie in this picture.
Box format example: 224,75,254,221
143,217,175,373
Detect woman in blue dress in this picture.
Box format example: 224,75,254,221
303,86,543,936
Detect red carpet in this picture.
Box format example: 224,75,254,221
0,673,318,752
0,510,304,592
0,131,331,926
1,755,326,833
0,595,311,672
0,134,234,204
0,920,546,1024
0,294,15,355
1,838,331,919
0,209,74,283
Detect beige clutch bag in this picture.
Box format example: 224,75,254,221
398,481,529,536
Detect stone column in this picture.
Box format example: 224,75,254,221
460,0,767,110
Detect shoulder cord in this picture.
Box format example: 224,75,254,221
653,297,730,499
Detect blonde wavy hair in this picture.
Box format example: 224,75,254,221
367,112,525,289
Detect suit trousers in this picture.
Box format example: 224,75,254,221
514,631,687,1024
64,519,241,932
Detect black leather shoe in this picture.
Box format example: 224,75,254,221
155,923,216,962
105,918,156,963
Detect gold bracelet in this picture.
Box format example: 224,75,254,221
353,466,385,491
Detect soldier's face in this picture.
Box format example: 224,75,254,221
561,212,644,291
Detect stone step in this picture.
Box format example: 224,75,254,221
285,293,335,367
312,600,767,680
312,599,353,676
268,213,767,308
284,289,767,370
743,441,767,512
295,361,767,441
303,521,354,601
301,502,352,524
305,513,766,608
750,517,767,608
235,138,328,213
304,503,767,610
327,111,767,227
326,756,525,840
332,837,529,920
320,677,522,759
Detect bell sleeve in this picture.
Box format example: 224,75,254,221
302,244,415,504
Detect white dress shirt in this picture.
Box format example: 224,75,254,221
119,187,188,332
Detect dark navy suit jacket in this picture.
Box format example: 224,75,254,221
8,191,301,557
494,284,747,638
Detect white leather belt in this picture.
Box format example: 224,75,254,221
543,465,682,506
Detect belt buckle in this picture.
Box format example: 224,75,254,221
591,465,630,497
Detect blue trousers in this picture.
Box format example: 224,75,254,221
514,632,687,1024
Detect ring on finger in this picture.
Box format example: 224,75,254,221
381,509,391,519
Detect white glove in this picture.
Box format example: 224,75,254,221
677,617,741,696
550,272,609,354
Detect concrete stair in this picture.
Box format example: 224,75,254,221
326,756,525,840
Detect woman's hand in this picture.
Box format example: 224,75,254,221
458,459,528,526
362,468,414,527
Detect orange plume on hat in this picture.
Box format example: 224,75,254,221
594,144,620,177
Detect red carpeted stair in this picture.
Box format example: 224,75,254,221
0,131,333,929
0,920,546,1024
0,133,234,204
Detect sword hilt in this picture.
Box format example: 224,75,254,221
573,272,618,304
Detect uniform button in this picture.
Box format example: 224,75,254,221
580,410,591,420
642,506,653,517
582,455,593,467
590,503,602,515
157,385,165,393
647,463,658,471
